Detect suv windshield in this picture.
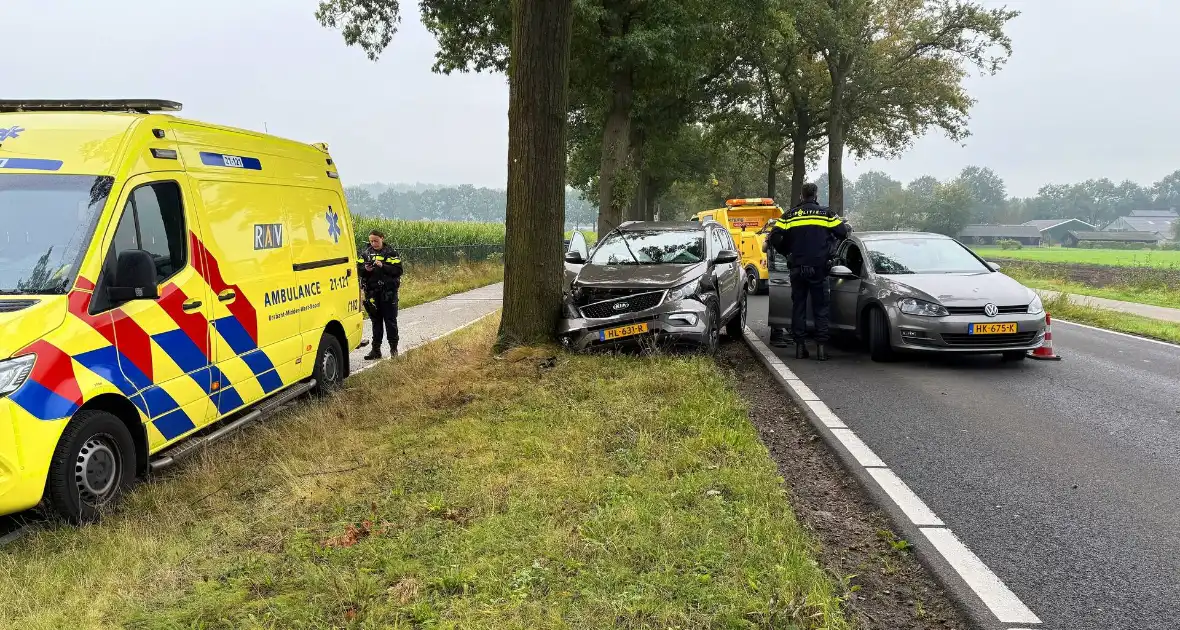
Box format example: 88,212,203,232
865,237,988,275
0,174,113,294
590,229,705,265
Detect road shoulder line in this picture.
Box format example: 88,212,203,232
741,327,1041,629
1053,317,1180,349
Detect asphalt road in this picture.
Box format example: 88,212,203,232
748,294,1180,630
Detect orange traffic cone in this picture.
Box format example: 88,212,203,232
1029,312,1062,360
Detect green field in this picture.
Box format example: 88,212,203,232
972,246,1180,268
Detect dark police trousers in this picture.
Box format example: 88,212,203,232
789,266,831,344
364,290,399,351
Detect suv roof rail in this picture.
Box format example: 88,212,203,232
0,99,183,113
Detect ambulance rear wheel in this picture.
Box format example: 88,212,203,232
46,410,137,524
312,333,345,396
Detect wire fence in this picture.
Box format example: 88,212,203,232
386,243,505,266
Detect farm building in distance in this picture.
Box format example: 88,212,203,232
1022,218,1096,245
957,224,1043,246
1102,209,1177,241
1061,231,1161,247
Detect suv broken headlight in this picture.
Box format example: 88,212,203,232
667,280,702,302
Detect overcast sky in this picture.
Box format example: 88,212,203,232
7,0,1179,198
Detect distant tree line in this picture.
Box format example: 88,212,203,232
834,167,1180,238
343,184,598,229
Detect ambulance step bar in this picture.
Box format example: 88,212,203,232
149,379,317,472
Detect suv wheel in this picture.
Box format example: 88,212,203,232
702,302,721,355
726,291,747,338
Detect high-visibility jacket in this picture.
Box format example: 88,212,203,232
766,201,851,269
357,244,403,295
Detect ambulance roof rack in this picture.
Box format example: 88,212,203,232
0,99,183,113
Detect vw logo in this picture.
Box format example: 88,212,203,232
613,302,630,311
983,303,998,317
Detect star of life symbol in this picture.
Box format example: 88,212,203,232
0,126,25,142
326,207,341,243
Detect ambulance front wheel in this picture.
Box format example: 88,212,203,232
46,410,138,524
312,333,345,396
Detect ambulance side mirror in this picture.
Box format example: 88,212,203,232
108,249,160,302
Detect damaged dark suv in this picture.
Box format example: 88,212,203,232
559,221,747,353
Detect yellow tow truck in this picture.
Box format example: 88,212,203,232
691,197,784,294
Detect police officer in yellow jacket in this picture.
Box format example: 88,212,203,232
358,229,404,359
766,183,850,361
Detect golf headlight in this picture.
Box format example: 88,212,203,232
898,297,948,317
0,355,36,398
1027,294,1044,315
667,280,701,302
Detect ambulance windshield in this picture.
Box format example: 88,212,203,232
0,174,113,295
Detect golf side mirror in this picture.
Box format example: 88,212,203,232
830,265,855,278
987,261,1001,271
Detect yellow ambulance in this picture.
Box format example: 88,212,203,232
0,100,363,521
692,197,784,294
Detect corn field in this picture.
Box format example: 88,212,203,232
353,217,506,265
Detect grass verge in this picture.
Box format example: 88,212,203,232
0,320,849,629
973,246,1180,268
1045,293,1180,344
1007,273,1180,310
398,260,503,309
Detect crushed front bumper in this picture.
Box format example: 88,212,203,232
558,296,712,351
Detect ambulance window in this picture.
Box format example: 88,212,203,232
112,182,187,282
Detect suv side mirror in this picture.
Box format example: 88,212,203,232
987,261,1001,271
830,265,856,278
107,250,159,302
714,249,740,264
564,251,585,265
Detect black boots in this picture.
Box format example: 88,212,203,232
793,342,828,361
364,349,382,361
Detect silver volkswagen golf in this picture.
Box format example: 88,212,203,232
768,231,1047,361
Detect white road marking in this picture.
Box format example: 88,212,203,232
742,327,1042,626
448,307,463,313
1054,318,1180,350
867,468,944,527
785,379,820,401
921,527,1042,624
830,428,888,467
805,400,846,428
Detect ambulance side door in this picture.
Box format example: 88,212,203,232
90,176,217,448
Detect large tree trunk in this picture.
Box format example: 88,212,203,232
827,79,846,216
643,178,658,221
790,109,810,206
496,0,574,350
597,68,633,235
625,127,645,221
766,146,779,200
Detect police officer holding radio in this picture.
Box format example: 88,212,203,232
766,183,850,361
358,229,403,360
